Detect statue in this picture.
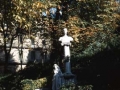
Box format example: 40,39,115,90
59,28,73,73
59,28,73,46
59,28,73,57
52,64,63,90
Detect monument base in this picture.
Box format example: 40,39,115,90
62,73,76,79
60,73,77,89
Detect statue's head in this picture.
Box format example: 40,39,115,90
63,28,67,35
54,64,59,69
53,64,62,74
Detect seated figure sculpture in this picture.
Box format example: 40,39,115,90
52,64,63,90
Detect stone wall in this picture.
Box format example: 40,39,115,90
0,33,51,73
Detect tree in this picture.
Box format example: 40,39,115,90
0,0,17,73
0,0,51,73
61,0,120,59
0,0,64,73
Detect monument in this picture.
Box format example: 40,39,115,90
52,28,76,90
59,28,73,74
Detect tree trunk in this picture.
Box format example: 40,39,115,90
4,52,9,74
3,35,14,74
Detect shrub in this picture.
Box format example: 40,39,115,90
21,77,47,90
60,84,93,90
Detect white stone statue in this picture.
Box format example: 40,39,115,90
59,28,73,57
59,28,73,46
52,64,63,90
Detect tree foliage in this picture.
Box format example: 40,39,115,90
65,0,120,59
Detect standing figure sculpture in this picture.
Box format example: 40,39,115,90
59,28,73,74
